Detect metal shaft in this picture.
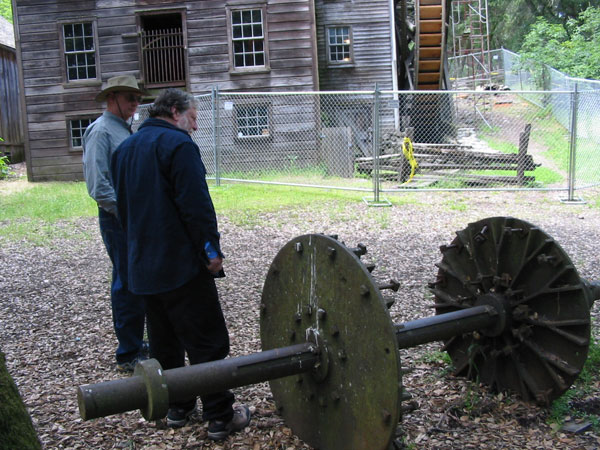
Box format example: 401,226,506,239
79,342,318,420
395,304,499,349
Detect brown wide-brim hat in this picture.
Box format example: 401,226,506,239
95,75,145,102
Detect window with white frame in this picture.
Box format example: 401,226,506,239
69,117,95,149
62,22,98,81
236,105,269,137
327,26,352,63
231,9,266,68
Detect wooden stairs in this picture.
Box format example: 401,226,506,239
415,0,446,90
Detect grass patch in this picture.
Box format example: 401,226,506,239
478,134,564,185
532,126,570,172
208,182,364,227
548,338,600,431
480,134,519,154
215,165,373,189
417,349,453,366
0,181,96,221
0,179,421,241
588,194,600,210
209,181,420,227
0,181,97,244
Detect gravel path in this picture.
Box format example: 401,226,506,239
1,184,600,449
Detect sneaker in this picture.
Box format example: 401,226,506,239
166,404,197,428
207,404,251,441
116,354,148,374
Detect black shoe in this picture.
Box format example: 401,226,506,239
116,354,148,374
166,404,197,428
207,404,251,440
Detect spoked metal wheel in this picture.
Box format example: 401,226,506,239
432,217,591,405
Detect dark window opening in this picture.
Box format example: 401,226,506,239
69,118,95,148
140,13,186,87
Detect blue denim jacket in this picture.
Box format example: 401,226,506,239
111,118,222,295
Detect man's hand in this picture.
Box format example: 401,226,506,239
206,256,223,275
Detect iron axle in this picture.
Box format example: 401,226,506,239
395,304,500,349
78,342,319,421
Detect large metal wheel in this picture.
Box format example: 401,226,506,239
261,235,402,450
432,217,591,405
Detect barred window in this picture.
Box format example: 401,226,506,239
327,26,352,63
139,12,187,87
63,23,97,81
236,105,269,137
231,9,265,68
69,118,94,148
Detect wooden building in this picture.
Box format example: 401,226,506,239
12,0,396,181
0,15,24,163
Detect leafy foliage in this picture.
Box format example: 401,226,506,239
487,0,600,52
0,155,13,179
0,0,11,22
519,7,600,79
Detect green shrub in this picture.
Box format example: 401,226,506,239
0,155,13,180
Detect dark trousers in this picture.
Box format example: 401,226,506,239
98,208,146,364
145,271,235,422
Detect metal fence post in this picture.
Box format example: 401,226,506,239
363,84,391,207
212,86,221,187
562,83,585,204
373,85,381,201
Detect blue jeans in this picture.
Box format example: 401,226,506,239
98,208,146,364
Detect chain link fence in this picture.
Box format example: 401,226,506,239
133,85,600,199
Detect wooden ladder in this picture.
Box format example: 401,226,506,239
415,0,445,90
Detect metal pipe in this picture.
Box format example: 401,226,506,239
79,342,318,420
165,342,318,403
372,83,381,203
567,83,579,201
395,305,498,349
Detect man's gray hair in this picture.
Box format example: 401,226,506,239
148,88,197,118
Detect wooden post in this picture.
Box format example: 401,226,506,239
517,124,532,185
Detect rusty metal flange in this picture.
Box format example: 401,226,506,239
261,234,402,450
134,359,169,420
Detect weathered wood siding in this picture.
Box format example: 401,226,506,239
0,44,24,162
185,0,319,92
13,0,319,181
315,0,394,91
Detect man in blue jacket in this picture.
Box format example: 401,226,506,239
110,89,250,438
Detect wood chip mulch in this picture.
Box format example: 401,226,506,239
1,178,599,449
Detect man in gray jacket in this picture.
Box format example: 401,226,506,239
82,75,147,373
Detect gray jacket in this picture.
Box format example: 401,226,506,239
82,111,132,215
